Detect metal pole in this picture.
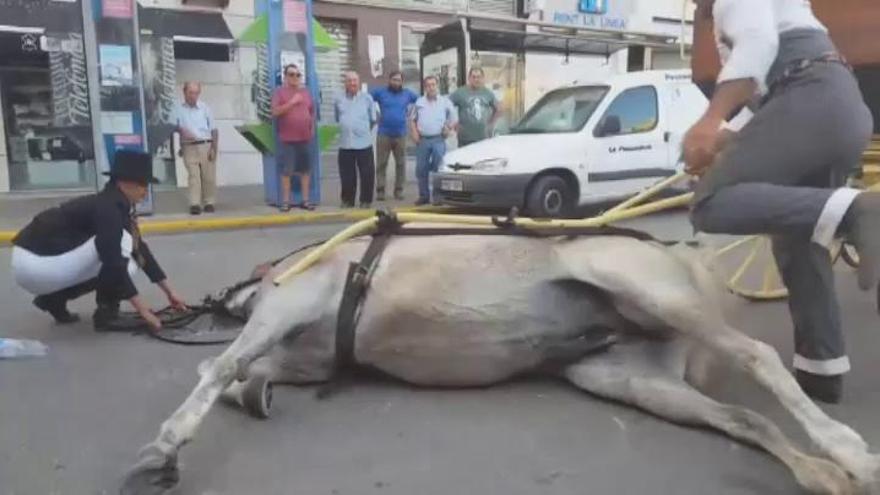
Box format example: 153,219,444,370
81,0,108,191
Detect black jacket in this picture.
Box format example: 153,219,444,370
12,183,166,300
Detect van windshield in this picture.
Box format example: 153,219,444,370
511,86,609,134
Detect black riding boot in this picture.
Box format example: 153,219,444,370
92,303,121,332
33,295,80,324
795,370,843,404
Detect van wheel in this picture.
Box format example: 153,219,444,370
526,175,573,218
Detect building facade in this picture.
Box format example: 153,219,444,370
0,0,696,195
0,0,263,194
312,0,519,135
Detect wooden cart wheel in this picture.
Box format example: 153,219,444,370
711,235,789,301
840,243,860,268
711,236,845,301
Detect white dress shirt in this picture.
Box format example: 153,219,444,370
714,0,827,93
175,100,216,141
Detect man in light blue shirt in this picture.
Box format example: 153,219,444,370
174,81,218,215
334,71,377,208
409,75,456,205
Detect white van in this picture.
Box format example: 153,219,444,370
433,70,709,217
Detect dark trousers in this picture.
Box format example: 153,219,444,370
35,277,119,311
338,147,375,206
690,51,872,377
376,135,406,196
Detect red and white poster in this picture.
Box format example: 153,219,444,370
284,0,308,34
102,0,133,19
114,134,142,146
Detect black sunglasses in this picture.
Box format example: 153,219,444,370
286,72,301,77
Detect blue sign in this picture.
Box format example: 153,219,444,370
578,0,607,14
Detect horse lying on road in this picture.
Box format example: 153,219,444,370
121,230,879,495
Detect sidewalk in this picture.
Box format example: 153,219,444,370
0,158,437,243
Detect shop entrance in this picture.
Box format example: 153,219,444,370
0,31,96,192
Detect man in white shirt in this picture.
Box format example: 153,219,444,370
684,0,877,404
175,81,219,215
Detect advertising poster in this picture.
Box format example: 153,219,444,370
99,44,133,87
284,0,307,33
368,35,385,78
102,0,133,18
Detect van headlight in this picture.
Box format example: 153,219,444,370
472,158,508,172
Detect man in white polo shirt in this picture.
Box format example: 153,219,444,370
175,81,219,215
685,0,879,403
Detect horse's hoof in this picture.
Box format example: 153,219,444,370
119,445,179,495
794,456,854,495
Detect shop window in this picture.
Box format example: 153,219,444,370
594,86,659,136
1,29,97,191
399,22,438,95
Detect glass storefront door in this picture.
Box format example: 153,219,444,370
0,26,96,192
1,66,96,191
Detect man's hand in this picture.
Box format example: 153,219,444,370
158,280,188,311
683,116,723,177
166,290,188,312
141,309,163,333
208,147,217,162
179,128,197,141
411,130,421,145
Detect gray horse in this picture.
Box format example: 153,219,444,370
121,233,879,495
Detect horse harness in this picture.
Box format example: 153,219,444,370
320,209,666,397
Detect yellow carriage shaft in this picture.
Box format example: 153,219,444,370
272,175,694,286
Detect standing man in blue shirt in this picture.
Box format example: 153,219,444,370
409,75,457,205
370,71,418,201
174,81,218,216
335,71,377,208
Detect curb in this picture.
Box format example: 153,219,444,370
0,205,449,246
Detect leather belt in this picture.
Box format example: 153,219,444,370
182,139,213,145
765,52,850,102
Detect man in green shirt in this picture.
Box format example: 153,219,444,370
450,67,502,147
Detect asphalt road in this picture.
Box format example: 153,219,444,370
2,215,880,495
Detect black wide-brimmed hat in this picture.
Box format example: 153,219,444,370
103,149,160,184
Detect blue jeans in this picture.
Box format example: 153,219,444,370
415,136,446,201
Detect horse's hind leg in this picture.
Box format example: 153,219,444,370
563,340,853,495
556,238,878,487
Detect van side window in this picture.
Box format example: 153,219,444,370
595,86,659,137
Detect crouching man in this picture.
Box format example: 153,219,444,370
10,150,187,332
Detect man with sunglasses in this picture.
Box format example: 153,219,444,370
271,64,316,211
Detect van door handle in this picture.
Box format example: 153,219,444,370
663,131,671,143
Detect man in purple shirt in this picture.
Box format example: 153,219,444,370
271,64,316,211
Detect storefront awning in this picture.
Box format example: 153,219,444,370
0,0,84,33
138,6,234,61
138,5,234,43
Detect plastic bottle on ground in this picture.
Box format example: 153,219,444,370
0,338,48,359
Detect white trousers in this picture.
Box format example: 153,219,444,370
12,231,139,296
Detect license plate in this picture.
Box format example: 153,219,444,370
441,179,463,192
